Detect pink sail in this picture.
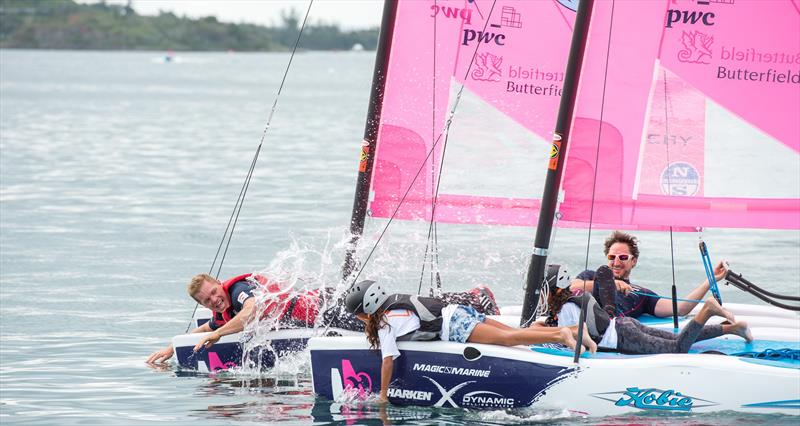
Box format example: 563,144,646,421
561,0,800,230
370,0,575,226
369,0,800,230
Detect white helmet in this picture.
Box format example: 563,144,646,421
546,264,571,290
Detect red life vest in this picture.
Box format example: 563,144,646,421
212,273,322,329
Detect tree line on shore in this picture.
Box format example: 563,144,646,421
0,0,379,51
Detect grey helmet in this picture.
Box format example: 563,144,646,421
546,264,571,290
345,280,374,314
362,281,389,315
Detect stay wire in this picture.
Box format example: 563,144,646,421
347,0,499,289
419,2,441,296
184,1,315,333
418,128,452,296
574,0,617,363
662,70,680,329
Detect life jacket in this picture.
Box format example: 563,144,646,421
566,292,611,343
212,273,322,329
379,294,445,341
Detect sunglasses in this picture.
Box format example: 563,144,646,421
607,254,632,261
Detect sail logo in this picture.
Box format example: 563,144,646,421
462,30,506,46
666,10,716,28
430,5,473,25
471,53,502,82
678,30,713,64
660,162,700,196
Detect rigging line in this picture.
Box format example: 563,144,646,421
580,0,616,280
630,291,702,304
214,0,315,277
420,0,501,296
663,70,680,329
418,127,453,295
571,0,617,362
184,1,316,333
214,148,260,278
419,1,439,296
209,146,262,277
432,0,440,293
347,0,499,288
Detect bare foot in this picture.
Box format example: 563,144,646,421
704,298,735,323
571,326,597,354
729,320,753,343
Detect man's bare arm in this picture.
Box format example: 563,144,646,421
193,298,257,351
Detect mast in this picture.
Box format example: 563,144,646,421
342,0,398,279
520,0,595,327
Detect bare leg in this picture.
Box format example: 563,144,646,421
693,298,735,324
723,320,753,342
467,322,582,351
483,318,515,331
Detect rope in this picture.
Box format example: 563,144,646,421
733,348,800,361
419,0,442,297
630,290,703,304
569,0,617,363
661,70,680,329
184,1,315,333
346,0,500,289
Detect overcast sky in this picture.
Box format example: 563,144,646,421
92,0,384,29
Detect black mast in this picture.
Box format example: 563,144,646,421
520,0,595,327
342,0,398,279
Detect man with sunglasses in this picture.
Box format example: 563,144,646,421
569,231,727,318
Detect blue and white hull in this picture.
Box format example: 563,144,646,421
309,303,800,416
172,308,361,372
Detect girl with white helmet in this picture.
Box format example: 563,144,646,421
344,280,596,403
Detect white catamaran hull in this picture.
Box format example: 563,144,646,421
309,303,799,416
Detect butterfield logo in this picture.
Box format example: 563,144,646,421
678,30,713,64
592,387,718,411
471,53,502,82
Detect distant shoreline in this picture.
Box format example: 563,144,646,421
0,0,379,52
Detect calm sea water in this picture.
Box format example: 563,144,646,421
1,50,798,425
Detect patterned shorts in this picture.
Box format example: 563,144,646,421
448,305,486,343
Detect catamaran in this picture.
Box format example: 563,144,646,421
308,0,800,416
